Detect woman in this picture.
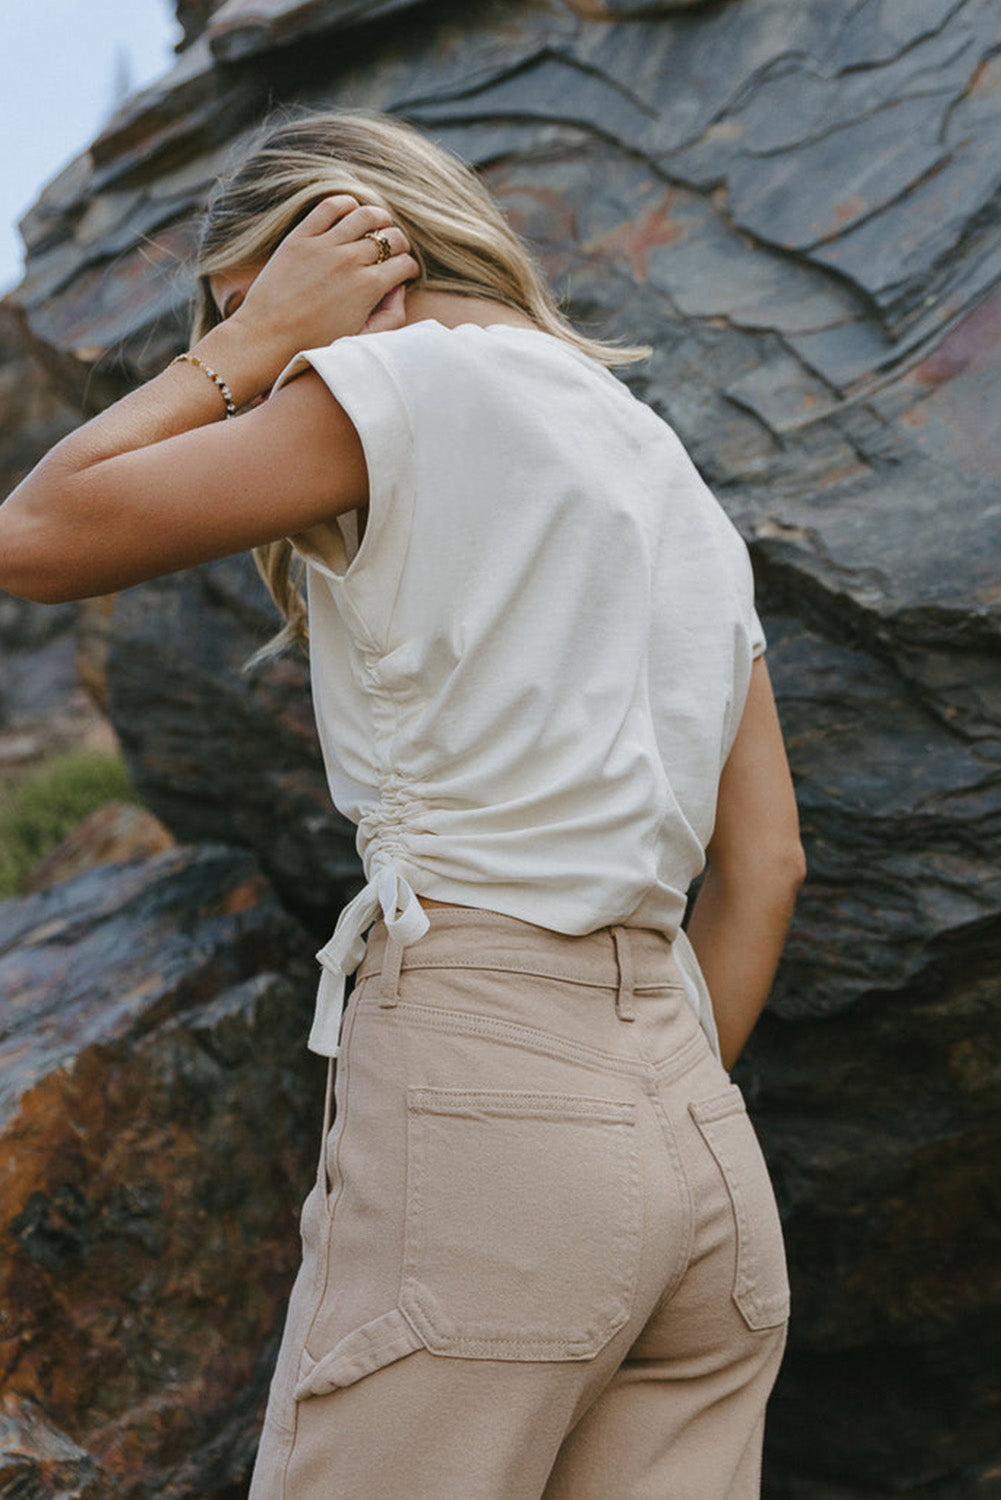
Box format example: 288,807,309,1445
0,109,806,1498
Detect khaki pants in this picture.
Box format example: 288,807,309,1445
249,907,790,1499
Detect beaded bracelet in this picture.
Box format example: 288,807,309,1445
170,352,237,418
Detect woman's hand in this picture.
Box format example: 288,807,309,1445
0,195,421,603
220,195,419,385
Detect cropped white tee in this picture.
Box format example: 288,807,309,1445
272,319,766,1063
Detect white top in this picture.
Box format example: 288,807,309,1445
273,320,766,1062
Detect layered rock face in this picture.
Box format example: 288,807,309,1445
106,556,364,934
3,0,1000,1495
0,845,321,1498
0,304,90,763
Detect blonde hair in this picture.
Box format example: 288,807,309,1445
191,107,651,668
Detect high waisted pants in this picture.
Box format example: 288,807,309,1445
249,907,790,1499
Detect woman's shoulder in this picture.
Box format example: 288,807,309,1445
353,318,634,408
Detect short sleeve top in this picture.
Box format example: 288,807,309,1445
272,319,766,1061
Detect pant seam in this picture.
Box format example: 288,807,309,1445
627,1020,697,1315
644,1091,696,1311
358,954,688,994
277,982,365,1495
356,998,691,1079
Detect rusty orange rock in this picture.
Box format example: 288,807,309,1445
20,803,175,895
0,845,322,1498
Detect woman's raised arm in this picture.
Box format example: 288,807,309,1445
0,196,418,604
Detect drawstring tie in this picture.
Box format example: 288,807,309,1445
307,866,723,1066
308,864,429,1056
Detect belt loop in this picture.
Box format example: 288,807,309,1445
318,1056,334,1197
379,933,405,1008
611,925,636,1022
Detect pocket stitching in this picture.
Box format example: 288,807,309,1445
689,1087,790,1331
688,1084,745,1126
361,998,653,1077
401,1087,641,1360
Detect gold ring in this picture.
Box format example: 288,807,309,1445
363,230,393,263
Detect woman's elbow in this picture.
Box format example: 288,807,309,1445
761,837,807,896
9,580,79,605
0,540,72,605
0,559,70,605
0,497,75,604
710,836,808,899
785,837,809,891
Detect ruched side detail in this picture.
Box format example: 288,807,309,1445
309,775,430,1056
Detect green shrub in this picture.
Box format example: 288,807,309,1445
0,748,140,900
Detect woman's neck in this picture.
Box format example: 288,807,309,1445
403,287,538,333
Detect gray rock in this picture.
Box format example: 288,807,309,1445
107,555,362,935
175,0,224,49
0,1396,104,1500
0,301,82,726
207,0,436,62
0,844,322,1499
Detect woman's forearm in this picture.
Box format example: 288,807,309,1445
686,849,805,1070
0,199,421,605
0,316,281,602
8,316,279,483
5,194,415,483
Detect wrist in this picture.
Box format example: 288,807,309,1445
171,354,236,417
190,317,289,410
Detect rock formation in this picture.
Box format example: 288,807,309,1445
0,845,321,1498
0,303,93,772
2,0,1000,1494
106,556,363,935
19,801,175,894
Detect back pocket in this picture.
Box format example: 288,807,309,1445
689,1084,791,1331
400,1087,641,1361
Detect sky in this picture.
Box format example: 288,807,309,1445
0,0,182,293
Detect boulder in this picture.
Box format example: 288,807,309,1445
106,555,363,935
0,300,118,780
8,0,1001,1493
0,300,78,502
744,615,1001,1496
19,801,175,894
0,300,82,736
175,0,224,49
0,844,323,1498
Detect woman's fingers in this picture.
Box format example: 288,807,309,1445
371,250,421,291
225,193,419,358
334,203,410,254
362,280,409,334
358,224,410,263
287,194,361,237
282,197,412,262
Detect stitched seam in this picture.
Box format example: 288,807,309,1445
310,1323,414,1376
401,1102,641,1356
689,1085,744,1123
358,952,686,992
358,999,651,1077
403,1278,630,1354
275,1001,365,1493
652,1027,710,1082
646,1093,697,1314
621,1019,697,1318
409,1087,635,1122
690,1107,789,1324
297,986,364,1386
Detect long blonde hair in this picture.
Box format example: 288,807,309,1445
191,107,651,668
